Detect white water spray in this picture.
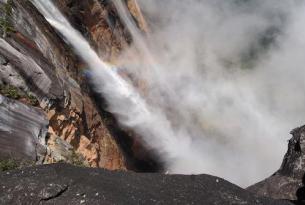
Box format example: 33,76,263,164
32,0,305,187
32,0,205,181
111,0,305,187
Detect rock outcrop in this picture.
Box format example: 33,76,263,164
248,125,305,204
0,163,294,205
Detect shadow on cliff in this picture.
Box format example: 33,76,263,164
84,80,164,173
292,174,305,205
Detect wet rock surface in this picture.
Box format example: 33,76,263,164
0,163,294,205
248,125,305,203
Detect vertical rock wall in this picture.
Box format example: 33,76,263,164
0,0,126,170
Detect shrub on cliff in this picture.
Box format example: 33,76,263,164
0,159,18,171
0,0,14,38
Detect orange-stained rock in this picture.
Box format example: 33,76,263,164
77,135,99,167
127,0,149,32
0,0,161,173
54,0,130,62
46,95,125,169
52,0,163,172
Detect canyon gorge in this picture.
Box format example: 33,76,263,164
0,0,305,204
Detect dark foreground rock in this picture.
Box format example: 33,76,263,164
0,163,293,205
248,125,305,204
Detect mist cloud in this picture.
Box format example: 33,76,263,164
35,0,305,188
112,0,305,187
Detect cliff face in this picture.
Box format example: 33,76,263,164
54,0,129,61
0,0,135,170
1,1,305,204
53,0,147,61
0,0,161,172
0,95,47,162
48,0,161,172
248,126,305,203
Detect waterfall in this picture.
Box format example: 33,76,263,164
31,0,305,187
31,0,204,179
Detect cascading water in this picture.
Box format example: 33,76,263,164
109,0,305,187
31,0,305,187
31,0,204,182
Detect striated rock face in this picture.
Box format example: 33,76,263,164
0,163,294,205
248,125,305,203
53,0,147,61
0,0,160,172
0,95,47,162
0,0,126,169
54,0,130,61
126,0,149,32
51,0,162,172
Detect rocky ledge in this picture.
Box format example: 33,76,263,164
0,163,293,205
248,125,305,203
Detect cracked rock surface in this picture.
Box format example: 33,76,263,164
0,163,293,205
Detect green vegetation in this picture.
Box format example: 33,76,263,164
0,84,20,99
0,158,36,172
0,84,39,106
70,151,87,167
27,93,39,106
0,159,18,171
2,0,13,16
0,0,14,38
